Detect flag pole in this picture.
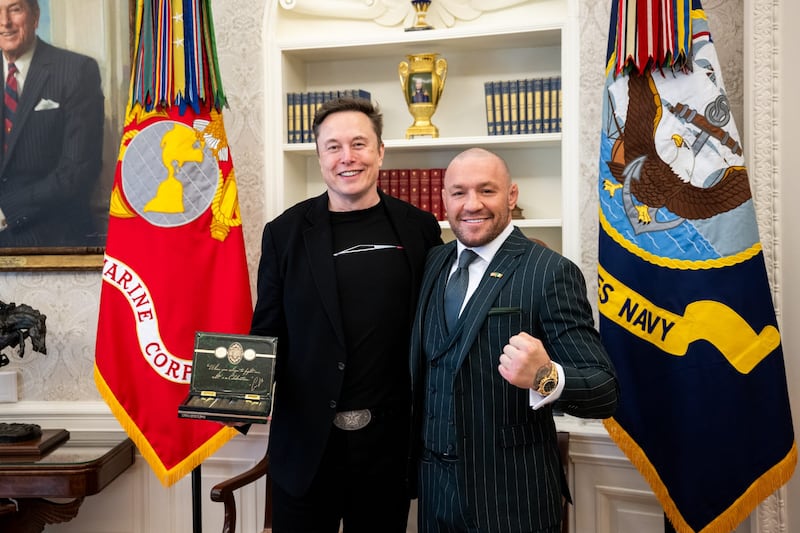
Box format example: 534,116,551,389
192,465,202,533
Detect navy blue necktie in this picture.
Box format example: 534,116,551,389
444,249,478,330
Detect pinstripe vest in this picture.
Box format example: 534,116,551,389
421,259,464,456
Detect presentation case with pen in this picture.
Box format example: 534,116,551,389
178,332,277,424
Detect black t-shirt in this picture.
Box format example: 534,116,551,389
330,202,412,411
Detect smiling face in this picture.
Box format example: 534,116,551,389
0,0,38,63
442,148,518,247
316,110,384,212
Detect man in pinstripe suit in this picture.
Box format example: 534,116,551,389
410,148,619,533
0,0,103,247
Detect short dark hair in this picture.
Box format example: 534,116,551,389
312,97,383,147
22,0,39,15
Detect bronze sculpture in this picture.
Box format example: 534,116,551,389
0,300,46,368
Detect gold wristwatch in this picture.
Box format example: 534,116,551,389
534,363,559,396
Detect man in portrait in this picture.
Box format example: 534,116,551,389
412,76,431,103
0,0,104,248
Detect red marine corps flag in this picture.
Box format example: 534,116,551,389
94,0,252,485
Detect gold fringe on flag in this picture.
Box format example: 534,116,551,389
95,367,238,486
604,418,798,533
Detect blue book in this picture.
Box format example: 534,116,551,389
301,92,311,143
518,79,527,134
500,80,512,136
293,92,303,143
286,92,295,143
541,77,552,133
549,76,559,134
484,82,496,135
309,91,323,143
554,76,562,132
509,80,519,135
533,78,543,134
525,79,535,134
492,81,503,137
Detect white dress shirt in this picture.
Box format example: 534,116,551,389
4,43,35,96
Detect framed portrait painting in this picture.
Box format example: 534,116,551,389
0,0,131,270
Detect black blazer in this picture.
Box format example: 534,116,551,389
0,38,104,247
410,229,619,531
251,190,442,497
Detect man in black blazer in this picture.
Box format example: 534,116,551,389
411,148,619,533
250,97,442,532
0,0,104,247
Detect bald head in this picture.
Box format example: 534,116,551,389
442,148,518,247
445,148,510,185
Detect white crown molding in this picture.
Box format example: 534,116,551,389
277,0,532,28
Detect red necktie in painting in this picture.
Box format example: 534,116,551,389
4,63,18,152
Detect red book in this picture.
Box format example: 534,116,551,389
430,168,444,221
418,168,431,214
397,169,410,203
409,168,421,208
378,169,390,195
389,169,400,199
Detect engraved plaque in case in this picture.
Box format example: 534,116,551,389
178,332,277,424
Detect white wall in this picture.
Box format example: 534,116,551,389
779,0,800,529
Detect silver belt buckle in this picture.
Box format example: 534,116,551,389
333,409,372,430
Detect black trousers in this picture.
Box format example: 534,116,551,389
272,414,410,533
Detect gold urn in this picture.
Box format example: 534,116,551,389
399,53,447,139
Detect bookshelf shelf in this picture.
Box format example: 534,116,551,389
282,134,562,155
279,27,562,61
440,218,561,230
268,0,578,257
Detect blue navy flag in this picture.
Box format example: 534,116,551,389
598,1,796,531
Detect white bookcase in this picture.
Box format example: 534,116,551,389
264,0,579,260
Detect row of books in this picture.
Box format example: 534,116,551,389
286,89,372,144
378,168,447,221
484,77,562,136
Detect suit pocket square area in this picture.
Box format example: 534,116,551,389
487,307,521,316
34,98,60,111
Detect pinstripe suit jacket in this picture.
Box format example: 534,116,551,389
0,38,104,247
410,228,619,532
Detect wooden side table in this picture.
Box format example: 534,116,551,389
0,434,135,533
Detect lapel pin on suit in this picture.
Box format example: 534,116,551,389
489,272,503,278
